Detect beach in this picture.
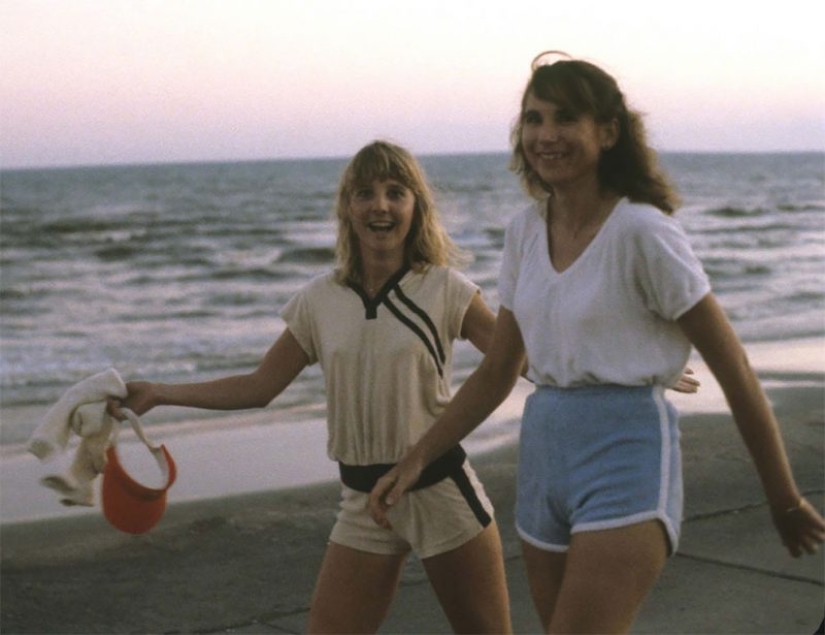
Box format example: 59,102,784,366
2,340,823,634
2,146,823,634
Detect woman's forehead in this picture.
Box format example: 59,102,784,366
351,174,410,189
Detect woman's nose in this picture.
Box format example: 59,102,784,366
372,192,390,212
538,120,560,142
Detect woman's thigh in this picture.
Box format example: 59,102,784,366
307,541,407,634
422,522,512,634
541,520,669,634
520,539,567,632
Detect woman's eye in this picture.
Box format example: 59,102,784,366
556,110,578,124
387,187,407,200
354,188,372,200
523,110,541,125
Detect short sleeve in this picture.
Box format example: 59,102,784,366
634,214,711,320
280,289,319,364
446,268,481,341
497,213,524,311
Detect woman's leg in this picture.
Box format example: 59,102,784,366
520,540,567,632
525,520,669,634
421,522,512,634
307,541,407,634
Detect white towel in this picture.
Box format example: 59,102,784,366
28,369,128,507
28,369,127,460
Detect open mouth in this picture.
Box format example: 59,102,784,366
367,221,396,233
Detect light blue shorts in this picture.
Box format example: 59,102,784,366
516,385,682,554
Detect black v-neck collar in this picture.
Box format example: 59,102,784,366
348,265,411,319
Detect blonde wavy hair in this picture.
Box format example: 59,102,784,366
510,51,680,214
334,140,468,285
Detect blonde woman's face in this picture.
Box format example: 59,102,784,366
348,178,415,261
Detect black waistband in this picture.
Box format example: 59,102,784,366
338,445,467,494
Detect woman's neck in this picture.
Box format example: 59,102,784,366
360,253,405,294
547,185,620,236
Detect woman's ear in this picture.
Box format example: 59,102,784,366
601,118,620,150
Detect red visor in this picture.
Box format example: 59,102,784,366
101,410,177,534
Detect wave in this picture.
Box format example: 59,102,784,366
703,261,773,278
776,203,825,212
276,246,336,264
705,206,767,218
210,267,293,281
40,217,124,234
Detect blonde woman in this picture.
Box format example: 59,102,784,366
112,141,512,633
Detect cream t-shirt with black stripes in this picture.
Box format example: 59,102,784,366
281,265,479,466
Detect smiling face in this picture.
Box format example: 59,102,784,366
520,92,616,191
334,140,458,285
348,178,416,263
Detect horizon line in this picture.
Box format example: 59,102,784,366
2,148,823,173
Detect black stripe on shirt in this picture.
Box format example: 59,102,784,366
392,285,447,364
348,266,410,320
347,267,447,377
384,296,444,378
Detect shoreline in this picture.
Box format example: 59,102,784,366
1,336,822,527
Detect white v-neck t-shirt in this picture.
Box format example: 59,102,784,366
498,198,711,388
281,265,479,465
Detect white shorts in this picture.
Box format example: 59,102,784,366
330,459,494,559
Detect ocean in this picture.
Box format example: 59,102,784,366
2,151,824,451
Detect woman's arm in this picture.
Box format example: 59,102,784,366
462,292,533,379
677,294,825,556
111,329,310,417
460,292,498,354
368,307,526,527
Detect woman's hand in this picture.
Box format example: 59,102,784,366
771,497,825,558
106,381,157,420
670,367,700,394
367,452,425,529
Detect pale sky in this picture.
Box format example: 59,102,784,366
1,0,824,169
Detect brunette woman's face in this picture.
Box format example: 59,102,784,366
520,92,616,189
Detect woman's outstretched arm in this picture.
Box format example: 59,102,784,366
110,329,310,417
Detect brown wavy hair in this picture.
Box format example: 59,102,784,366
334,140,468,285
510,51,679,214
